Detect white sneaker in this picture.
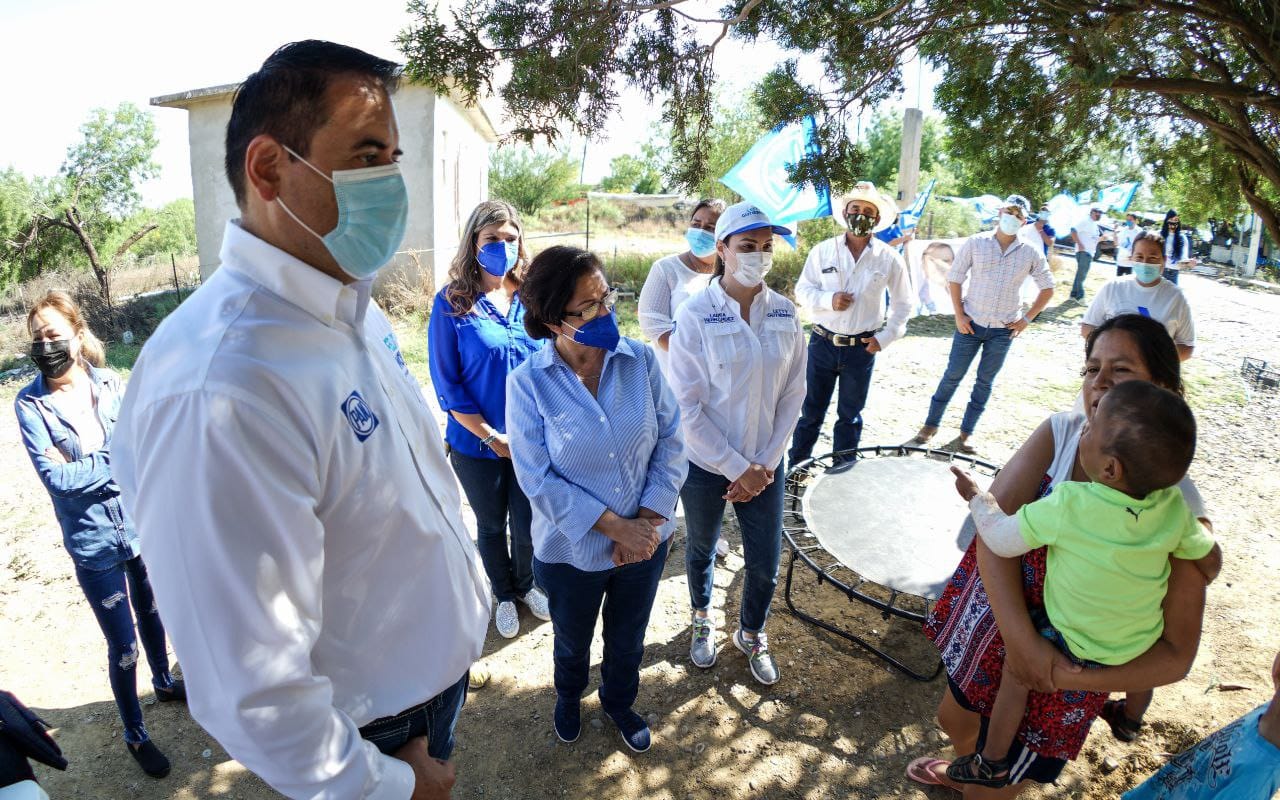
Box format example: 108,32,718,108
495,600,520,638
519,587,552,621
715,538,730,558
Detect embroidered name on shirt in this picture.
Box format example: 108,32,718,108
703,312,736,325
765,309,794,319
342,391,379,442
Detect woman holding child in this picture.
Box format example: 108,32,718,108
913,313,1217,796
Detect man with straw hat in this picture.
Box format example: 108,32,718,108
791,181,913,470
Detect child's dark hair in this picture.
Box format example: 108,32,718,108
1099,381,1196,499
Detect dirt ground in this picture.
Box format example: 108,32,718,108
1,259,1278,799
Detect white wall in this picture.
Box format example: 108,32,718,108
431,94,493,292
184,98,238,280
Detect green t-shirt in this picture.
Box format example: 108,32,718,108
1017,481,1214,665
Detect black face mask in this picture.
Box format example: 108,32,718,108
846,213,876,237
30,339,74,380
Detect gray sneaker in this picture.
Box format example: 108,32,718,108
734,628,779,685
689,614,717,668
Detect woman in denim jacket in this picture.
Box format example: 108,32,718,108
14,291,184,779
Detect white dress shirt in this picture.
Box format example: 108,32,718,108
668,279,807,479
1082,276,1195,347
113,222,490,800
947,231,1054,328
637,253,715,376
794,234,913,347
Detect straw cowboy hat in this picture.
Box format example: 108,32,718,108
835,181,897,233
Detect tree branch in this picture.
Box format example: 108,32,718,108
112,223,158,262
1111,75,1280,110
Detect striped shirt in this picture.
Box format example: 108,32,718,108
506,336,687,572
947,231,1054,328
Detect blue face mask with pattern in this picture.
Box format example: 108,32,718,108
685,227,717,258
477,240,520,277
276,146,408,280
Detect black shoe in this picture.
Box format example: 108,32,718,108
156,679,187,703
554,697,581,743
128,739,171,778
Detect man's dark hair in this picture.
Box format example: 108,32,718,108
520,246,605,340
225,40,400,206
1098,380,1196,499
1085,314,1184,397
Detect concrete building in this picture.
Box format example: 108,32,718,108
152,83,499,291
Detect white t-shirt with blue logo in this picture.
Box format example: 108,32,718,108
1123,703,1280,799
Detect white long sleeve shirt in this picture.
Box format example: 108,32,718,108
113,221,491,800
794,234,913,347
668,279,807,479
636,253,715,376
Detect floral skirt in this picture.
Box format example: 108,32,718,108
923,538,1107,761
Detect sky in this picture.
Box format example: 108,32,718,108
0,0,938,207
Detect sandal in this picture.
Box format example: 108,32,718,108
905,756,956,788
1100,698,1143,742
945,752,1012,788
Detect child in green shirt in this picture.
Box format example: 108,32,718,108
948,380,1221,788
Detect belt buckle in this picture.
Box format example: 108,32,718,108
833,332,852,346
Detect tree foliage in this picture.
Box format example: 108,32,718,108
488,146,580,214
599,142,667,194
399,0,1280,244
8,103,161,302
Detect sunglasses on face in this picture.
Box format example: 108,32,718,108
563,288,619,322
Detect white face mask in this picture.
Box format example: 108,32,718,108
730,251,773,287
998,213,1022,235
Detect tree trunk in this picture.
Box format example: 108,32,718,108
61,206,110,306
1237,165,1280,255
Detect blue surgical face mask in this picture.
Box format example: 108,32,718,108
998,213,1022,235
685,227,717,258
477,240,520,277
277,146,408,280
560,311,621,352
1132,263,1162,284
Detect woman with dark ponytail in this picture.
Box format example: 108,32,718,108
1159,210,1196,284
14,291,184,779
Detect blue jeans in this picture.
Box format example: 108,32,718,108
450,451,534,602
789,330,877,465
533,539,669,715
74,556,174,745
680,462,784,633
357,673,469,760
925,324,1015,436
1163,267,1180,284
1070,251,1093,299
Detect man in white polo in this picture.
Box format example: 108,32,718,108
113,41,489,800
790,181,912,468
1069,204,1104,301
911,195,1054,453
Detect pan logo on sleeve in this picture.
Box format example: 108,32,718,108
341,391,379,442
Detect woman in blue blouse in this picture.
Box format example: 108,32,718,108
507,245,686,754
15,291,184,779
429,199,547,641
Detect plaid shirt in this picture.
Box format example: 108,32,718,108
947,231,1054,327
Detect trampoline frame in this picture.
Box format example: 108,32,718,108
783,445,1002,682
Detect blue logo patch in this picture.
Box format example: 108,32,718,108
342,391,379,442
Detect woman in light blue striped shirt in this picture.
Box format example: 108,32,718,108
507,245,687,755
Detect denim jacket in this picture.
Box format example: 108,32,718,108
14,366,140,570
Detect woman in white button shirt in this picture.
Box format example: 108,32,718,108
1081,230,1195,361
668,203,807,686
637,198,726,376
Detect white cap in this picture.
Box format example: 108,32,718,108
714,202,793,242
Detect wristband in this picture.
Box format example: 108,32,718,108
1022,315,1032,325
481,434,498,446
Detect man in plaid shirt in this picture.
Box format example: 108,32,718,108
910,195,1055,453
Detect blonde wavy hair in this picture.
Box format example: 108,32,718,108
26,290,106,368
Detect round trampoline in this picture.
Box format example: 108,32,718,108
783,446,1002,681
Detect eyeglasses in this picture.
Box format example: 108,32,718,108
563,288,618,322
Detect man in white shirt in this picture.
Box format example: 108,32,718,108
1115,212,1142,274
790,181,912,468
1069,205,1104,301
911,195,1054,453
112,41,490,800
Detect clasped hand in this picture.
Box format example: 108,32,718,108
724,463,773,503
610,509,664,566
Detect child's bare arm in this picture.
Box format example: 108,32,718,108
1188,541,1221,585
